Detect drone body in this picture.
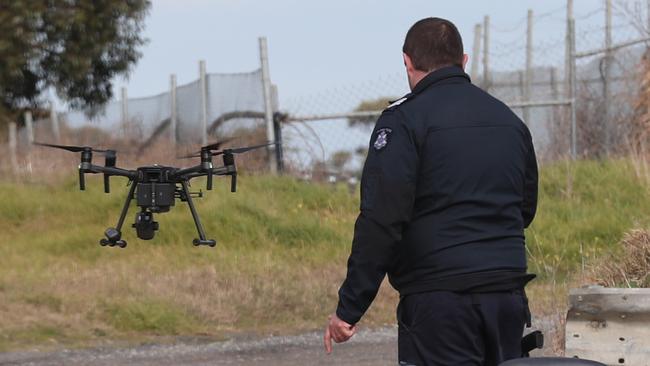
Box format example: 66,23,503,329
35,141,272,248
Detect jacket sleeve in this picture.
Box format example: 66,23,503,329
522,127,538,228
336,110,419,325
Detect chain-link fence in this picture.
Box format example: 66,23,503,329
278,0,650,183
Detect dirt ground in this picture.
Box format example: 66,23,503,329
0,327,398,366
0,317,560,366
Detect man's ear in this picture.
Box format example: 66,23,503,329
462,54,469,69
403,53,415,72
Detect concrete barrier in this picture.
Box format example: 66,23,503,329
565,286,650,365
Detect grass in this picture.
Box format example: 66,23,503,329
0,158,648,352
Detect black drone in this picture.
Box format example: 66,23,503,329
34,140,273,248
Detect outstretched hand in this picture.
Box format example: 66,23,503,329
324,313,357,354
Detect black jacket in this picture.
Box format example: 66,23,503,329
336,66,538,325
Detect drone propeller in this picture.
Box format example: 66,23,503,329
213,142,276,156
178,138,237,159
201,137,236,151
33,141,110,153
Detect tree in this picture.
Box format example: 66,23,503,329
0,0,150,124
347,97,396,126
331,150,352,171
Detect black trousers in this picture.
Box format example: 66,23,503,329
397,290,529,366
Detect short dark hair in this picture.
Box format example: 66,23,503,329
402,17,464,72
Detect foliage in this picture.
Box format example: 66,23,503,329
0,0,150,123
331,150,352,171
347,97,395,126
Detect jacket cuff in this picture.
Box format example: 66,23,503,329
336,302,360,325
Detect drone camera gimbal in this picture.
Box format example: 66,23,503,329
34,140,274,248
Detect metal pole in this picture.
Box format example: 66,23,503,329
483,15,491,91
471,23,482,82
24,111,34,145
259,36,277,174
8,122,18,173
565,0,573,135
271,84,284,172
604,0,612,155
550,68,559,100
551,67,559,131
50,103,60,142
170,74,177,146
199,60,208,146
121,87,128,138
570,18,578,159
647,0,650,34
518,70,525,102
524,9,533,125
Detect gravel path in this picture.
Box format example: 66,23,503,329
0,327,398,366
0,317,558,366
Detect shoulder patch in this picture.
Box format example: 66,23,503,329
373,128,392,150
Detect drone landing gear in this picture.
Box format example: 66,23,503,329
99,180,137,249
100,237,127,248
193,238,216,247
180,181,216,247
100,227,127,248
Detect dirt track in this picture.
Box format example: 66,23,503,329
0,327,398,366
0,317,558,366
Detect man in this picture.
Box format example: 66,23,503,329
323,17,538,366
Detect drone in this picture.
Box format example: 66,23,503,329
34,140,274,248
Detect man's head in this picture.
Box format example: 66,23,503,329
402,17,468,90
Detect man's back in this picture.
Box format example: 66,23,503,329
387,66,538,295
326,17,539,366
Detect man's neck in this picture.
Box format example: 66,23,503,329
409,70,429,91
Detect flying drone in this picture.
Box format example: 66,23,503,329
34,140,274,248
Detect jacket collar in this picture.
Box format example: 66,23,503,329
411,65,471,95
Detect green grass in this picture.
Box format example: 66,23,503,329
0,159,648,351
526,159,650,280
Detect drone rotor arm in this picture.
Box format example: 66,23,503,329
88,165,138,180
79,169,86,190
206,170,213,190
179,166,229,181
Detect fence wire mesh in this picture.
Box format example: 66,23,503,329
278,0,650,183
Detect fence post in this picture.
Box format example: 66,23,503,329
471,23,482,82
565,0,573,147
199,60,208,146
647,0,650,33
518,71,525,102
121,87,128,138
271,84,284,172
524,9,533,125
551,67,559,126
24,111,34,145
170,74,177,146
569,18,578,159
259,36,278,174
604,0,612,154
50,103,60,142
482,15,491,91
8,122,18,173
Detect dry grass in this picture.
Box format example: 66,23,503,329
585,228,650,288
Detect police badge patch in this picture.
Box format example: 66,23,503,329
373,128,392,150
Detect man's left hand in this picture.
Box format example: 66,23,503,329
324,313,357,354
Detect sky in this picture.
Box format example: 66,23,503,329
112,0,617,106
